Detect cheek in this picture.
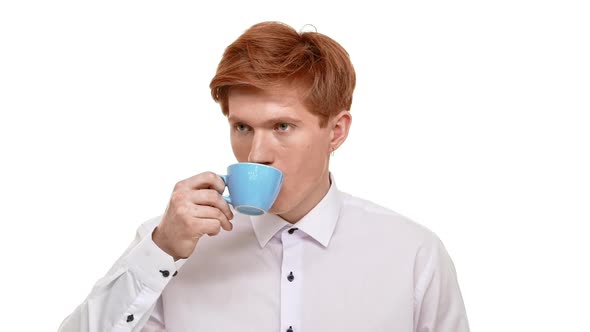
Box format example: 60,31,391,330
281,138,327,179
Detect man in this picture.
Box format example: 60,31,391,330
59,21,470,332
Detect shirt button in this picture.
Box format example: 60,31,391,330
173,271,178,277
126,314,134,322
287,272,294,282
159,270,170,277
287,326,293,332
288,227,298,234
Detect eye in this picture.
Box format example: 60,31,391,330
275,123,292,132
234,123,250,133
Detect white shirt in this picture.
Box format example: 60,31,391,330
58,176,470,332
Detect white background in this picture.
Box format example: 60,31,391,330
1,1,589,331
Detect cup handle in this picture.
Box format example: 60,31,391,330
219,175,232,205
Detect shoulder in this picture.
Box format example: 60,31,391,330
338,191,441,248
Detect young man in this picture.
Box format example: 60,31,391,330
59,21,470,332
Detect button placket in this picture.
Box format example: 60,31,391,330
280,228,303,332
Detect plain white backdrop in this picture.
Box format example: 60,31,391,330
1,1,589,331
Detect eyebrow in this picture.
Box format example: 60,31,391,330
228,116,303,126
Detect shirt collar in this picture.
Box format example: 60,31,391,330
250,173,342,248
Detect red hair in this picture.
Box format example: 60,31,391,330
210,21,356,127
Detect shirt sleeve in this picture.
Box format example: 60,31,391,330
58,216,186,332
413,235,471,332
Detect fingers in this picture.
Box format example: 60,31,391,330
176,171,226,194
190,205,233,232
167,171,234,239
183,189,234,221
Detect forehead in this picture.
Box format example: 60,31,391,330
227,85,316,123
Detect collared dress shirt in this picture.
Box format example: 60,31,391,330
59,176,470,332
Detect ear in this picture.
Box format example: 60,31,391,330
329,110,352,153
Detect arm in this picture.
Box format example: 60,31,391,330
58,216,184,332
413,236,470,332
58,172,233,331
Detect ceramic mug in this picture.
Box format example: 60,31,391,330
219,162,283,215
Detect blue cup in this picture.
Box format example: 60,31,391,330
219,163,284,216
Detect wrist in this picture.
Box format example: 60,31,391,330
151,226,179,261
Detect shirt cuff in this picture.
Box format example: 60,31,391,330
125,231,180,291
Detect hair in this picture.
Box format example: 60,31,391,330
210,21,356,127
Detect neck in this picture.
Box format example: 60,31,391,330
279,171,331,224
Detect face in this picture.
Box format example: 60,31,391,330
227,85,350,221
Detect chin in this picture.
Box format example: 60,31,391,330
268,193,295,215
268,202,289,215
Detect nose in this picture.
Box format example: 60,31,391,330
247,131,274,165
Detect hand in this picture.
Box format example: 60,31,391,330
152,172,234,260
